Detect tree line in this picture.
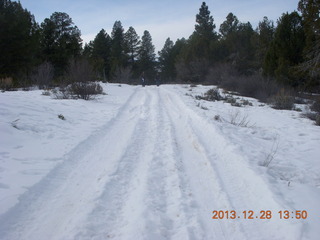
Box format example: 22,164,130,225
1,0,319,92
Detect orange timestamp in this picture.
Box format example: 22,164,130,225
212,210,308,220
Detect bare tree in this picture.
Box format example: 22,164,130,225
66,58,95,84
65,58,103,100
112,66,132,83
31,62,54,89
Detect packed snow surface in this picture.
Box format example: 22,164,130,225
0,84,319,240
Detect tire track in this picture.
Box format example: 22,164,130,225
0,87,149,240
161,86,302,240
161,88,237,239
139,88,204,240
76,89,160,239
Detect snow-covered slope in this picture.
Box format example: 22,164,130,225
0,84,319,239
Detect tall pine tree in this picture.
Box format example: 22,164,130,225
264,12,305,86
194,2,217,39
110,21,127,78
255,17,275,68
91,29,111,80
137,30,156,82
124,26,140,64
158,38,175,82
40,12,82,78
298,0,320,89
0,0,39,82
219,13,239,39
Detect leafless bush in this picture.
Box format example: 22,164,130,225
270,89,295,110
0,77,13,90
176,58,209,83
205,88,223,101
303,112,320,126
66,58,95,84
42,90,51,96
64,58,104,100
205,64,280,103
52,87,71,99
310,97,320,113
205,63,238,85
113,66,132,83
196,88,224,101
30,62,54,89
261,137,279,167
69,82,103,100
229,110,252,127
316,114,320,126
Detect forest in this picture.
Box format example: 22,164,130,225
0,0,319,97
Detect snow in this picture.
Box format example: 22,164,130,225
0,83,319,239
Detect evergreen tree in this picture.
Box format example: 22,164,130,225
0,0,40,81
40,12,82,78
158,38,175,82
110,21,127,78
91,29,111,80
218,13,256,73
124,26,140,64
264,12,305,86
298,0,320,89
219,13,239,39
255,17,275,68
137,30,156,81
235,22,256,73
194,2,217,39
298,0,320,47
190,1,218,60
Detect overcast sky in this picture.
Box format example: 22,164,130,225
20,0,299,52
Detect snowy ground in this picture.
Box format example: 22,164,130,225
0,83,319,240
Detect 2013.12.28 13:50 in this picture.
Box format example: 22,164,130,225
212,210,308,219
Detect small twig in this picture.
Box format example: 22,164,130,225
263,137,280,167
11,119,20,129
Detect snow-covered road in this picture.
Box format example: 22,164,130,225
0,85,318,239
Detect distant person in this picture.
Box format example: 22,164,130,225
141,72,146,87
155,73,160,87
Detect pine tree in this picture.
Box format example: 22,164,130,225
218,13,256,73
189,2,217,60
264,12,305,86
298,0,320,89
219,13,239,39
194,2,216,39
0,0,40,81
158,38,175,82
124,26,140,64
137,30,156,81
40,12,82,78
255,17,275,67
110,20,127,78
91,29,111,80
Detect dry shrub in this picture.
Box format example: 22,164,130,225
206,64,280,103
63,58,104,100
204,88,223,101
311,97,320,113
69,82,103,100
176,58,209,83
270,89,295,110
113,66,132,83
31,62,54,89
229,110,252,127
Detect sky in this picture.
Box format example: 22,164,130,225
20,0,299,52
